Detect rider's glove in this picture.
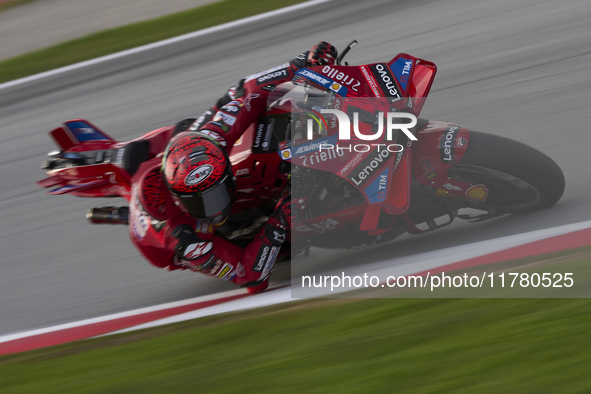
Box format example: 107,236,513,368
245,279,269,294
307,41,338,67
172,224,214,268
264,194,291,247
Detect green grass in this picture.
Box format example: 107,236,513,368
1,247,591,393
381,245,591,298
0,0,39,13
0,0,308,84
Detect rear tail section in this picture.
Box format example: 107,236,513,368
39,119,134,199
49,119,115,150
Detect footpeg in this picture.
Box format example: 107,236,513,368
457,212,504,222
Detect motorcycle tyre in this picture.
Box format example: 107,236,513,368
450,131,565,213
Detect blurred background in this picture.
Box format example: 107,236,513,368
0,0,217,61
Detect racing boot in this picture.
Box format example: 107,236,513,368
246,279,269,294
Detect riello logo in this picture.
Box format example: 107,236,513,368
307,109,418,152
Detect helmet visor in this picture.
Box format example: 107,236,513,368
176,175,235,222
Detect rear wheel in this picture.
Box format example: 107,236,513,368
448,131,565,213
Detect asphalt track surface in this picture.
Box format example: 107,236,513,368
0,0,590,336
0,0,219,61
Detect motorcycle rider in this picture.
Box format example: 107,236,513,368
128,42,338,293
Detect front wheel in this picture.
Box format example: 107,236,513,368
448,131,565,213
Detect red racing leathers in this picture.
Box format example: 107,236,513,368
127,54,307,290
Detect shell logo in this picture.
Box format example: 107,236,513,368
465,184,489,201
281,149,291,160
330,82,342,92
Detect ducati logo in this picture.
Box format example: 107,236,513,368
244,93,260,111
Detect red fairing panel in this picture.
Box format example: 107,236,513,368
412,121,472,198
38,122,178,200
38,163,132,200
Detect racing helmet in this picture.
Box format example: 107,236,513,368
162,131,236,224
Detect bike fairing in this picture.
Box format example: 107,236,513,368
38,42,565,291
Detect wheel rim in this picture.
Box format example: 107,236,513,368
448,165,542,212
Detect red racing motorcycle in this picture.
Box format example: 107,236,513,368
38,41,565,252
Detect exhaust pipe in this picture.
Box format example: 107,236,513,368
86,206,129,225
